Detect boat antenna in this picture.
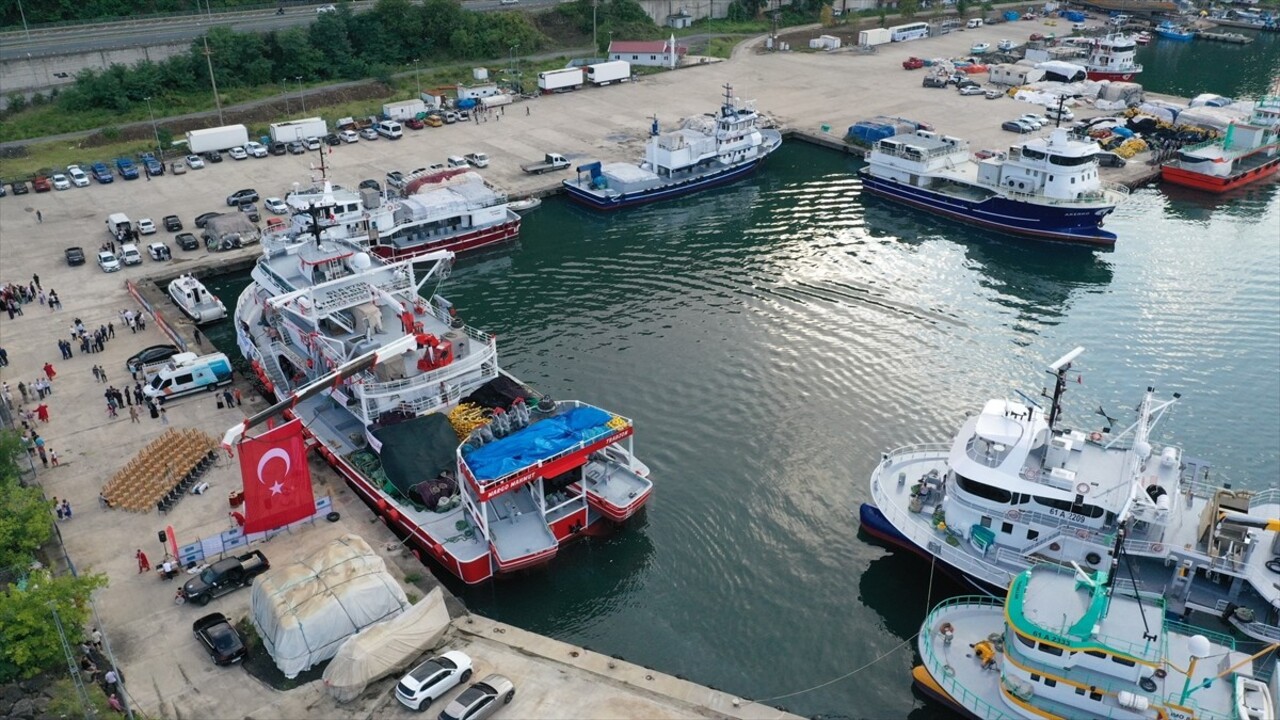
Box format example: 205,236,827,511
722,82,734,116
1116,529,1159,643
1015,389,1042,409
1044,347,1084,433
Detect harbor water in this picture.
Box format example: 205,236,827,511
201,41,1280,717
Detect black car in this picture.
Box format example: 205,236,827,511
324,133,341,146
204,150,222,163
194,212,223,229
287,141,306,155
225,188,258,206
126,344,179,372
269,141,287,156
192,613,247,666
11,181,29,195
163,215,183,232
175,232,200,251
65,246,86,266
358,179,381,192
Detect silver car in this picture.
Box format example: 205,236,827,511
437,674,514,720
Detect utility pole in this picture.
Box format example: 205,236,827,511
592,0,598,54
297,76,305,114
413,59,421,96
144,96,161,157
282,79,290,114
16,0,30,40
202,36,224,124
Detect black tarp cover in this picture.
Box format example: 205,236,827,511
462,376,530,410
372,413,459,496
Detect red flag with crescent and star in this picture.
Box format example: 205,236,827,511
238,419,315,534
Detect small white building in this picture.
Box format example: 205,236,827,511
809,34,842,50
667,10,693,29
608,39,688,67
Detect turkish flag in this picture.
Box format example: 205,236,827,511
238,419,315,533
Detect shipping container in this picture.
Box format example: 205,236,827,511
382,99,426,121
269,117,328,143
858,28,892,46
538,67,585,93
586,60,631,85
186,125,249,154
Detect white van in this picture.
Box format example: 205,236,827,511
375,120,403,140
120,243,143,266
143,352,234,401
966,18,983,28
106,212,131,240
446,156,468,169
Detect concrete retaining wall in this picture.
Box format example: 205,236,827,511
0,42,189,109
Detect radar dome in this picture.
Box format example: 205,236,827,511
351,252,372,270
1133,440,1152,460
1187,634,1211,658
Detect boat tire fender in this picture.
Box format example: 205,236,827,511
326,511,341,522
1085,552,1102,566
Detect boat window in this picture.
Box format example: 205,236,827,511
1017,633,1035,649
955,473,1013,504
1044,678,1057,688
1089,690,1103,701
1030,673,1041,682
1049,154,1095,167
1038,642,1064,656
1022,148,1047,161
1111,655,1136,667
1026,529,1039,540
1001,522,1013,534
1085,649,1105,659
1076,687,1087,696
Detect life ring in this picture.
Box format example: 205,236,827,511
1048,542,1062,552
1154,667,1168,679
1151,543,1164,553
1090,432,1103,442
1076,529,1089,539
938,622,955,636
1006,509,1021,521
1076,482,1090,495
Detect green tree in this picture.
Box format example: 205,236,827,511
956,0,968,18
820,4,834,26
981,0,993,13
0,433,50,572
0,570,108,682
899,0,919,19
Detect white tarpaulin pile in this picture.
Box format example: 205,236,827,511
1176,105,1252,133
250,535,410,679
322,587,451,702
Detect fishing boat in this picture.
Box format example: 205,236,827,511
1134,31,1152,44
233,215,653,584
858,128,1128,246
859,347,1280,643
1162,97,1280,193
1081,33,1143,81
1155,21,1195,41
507,197,542,214
167,274,227,324
914,563,1280,720
562,83,782,210
264,171,521,262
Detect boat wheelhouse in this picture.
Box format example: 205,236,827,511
168,274,227,324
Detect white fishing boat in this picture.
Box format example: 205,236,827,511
508,197,542,213
860,347,1280,643
168,274,227,324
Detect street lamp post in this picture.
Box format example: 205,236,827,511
592,0,598,54
144,96,161,157
296,76,305,114
508,45,517,74
16,0,30,41
413,59,421,97
282,79,290,114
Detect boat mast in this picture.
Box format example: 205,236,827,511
1044,346,1084,433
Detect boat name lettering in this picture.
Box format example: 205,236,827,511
469,427,634,501
1047,508,1087,523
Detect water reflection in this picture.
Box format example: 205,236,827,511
1158,179,1280,223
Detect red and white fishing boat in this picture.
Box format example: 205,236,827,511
233,221,653,584
1081,33,1143,81
1162,97,1280,193
1134,31,1152,45
264,169,521,261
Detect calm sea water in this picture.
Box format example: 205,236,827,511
202,41,1280,719
1135,26,1280,98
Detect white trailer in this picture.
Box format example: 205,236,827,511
269,117,328,143
457,83,500,100
586,60,630,86
479,94,512,109
382,99,426,121
858,28,892,46
186,124,249,154
538,68,584,93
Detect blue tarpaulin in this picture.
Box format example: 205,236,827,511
463,407,614,481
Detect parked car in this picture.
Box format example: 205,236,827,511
91,162,114,183
264,197,288,214
51,174,71,190
303,137,321,151
269,141,287,156
67,165,91,187
1018,114,1045,129
386,171,406,189
358,179,381,192
1002,119,1035,133
424,114,443,128
339,129,359,143
457,109,470,121
958,85,985,96
465,152,489,168
164,215,183,231
427,162,445,172
1095,151,1127,168
404,117,425,130
186,154,206,169
287,140,306,155
204,150,223,163
194,212,223,229
97,250,121,272
120,243,143,265
1045,106,1075,122
240,203,260,222
175,232,201,251
127,344,179,372
324,133,341,146
0,184,6,197
10,181,29,195
140,152,164,176
115,157,139,179
985,89,1004,100
192,613,247,666
65,246,86,266
137,218,157,235
394,651,473,711
359,127,379,140
437,674,515,720
244,141,268,158
226,188,259,206
227,146,248,160
146,242,172,260
180,550,269,605
446,156,467,169
317,3,336,12
171,161,187,175
922,75,948,88
902,56,925,70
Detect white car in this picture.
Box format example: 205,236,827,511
244,141,268,158
958,85,984,96
264,197,288,214
304,137,321,151
317,3,336,12
97,251,121,273
186,154,206,169
66,165,90,187
1045,106,1075,122
394,651,473,711
339,129,359,143
1018,114,1046,129
120,243,143,265
359,127,378,141
51,174,71,190
227,146,249,160
465,152,490,168
997,39,1014,51
138,218,157,235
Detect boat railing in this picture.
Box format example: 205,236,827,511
874,141,969,163
359,334,498,397
919,596,1019,720
871,479,1012,583
877,443,953,469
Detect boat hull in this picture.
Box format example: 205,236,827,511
858,504,1004,595
370,217,521,261
563,156,767,211
1161,155,1280,193
1086,70,1140,81
858,171,1118,247
911,666,984,720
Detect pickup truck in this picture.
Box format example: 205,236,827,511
520,153,570,175
180,550,269,606
465,152,489,168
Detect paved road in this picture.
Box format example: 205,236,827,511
0,0,562,60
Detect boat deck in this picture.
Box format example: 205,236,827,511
486,487,558,563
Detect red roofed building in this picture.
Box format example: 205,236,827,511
607,38,687,67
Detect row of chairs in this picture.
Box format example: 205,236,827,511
157,453,216,514
102,429,220,512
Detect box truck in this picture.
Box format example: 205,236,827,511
269,117,328,143
586,60,630,86
857,28,892,46
538,68,584,93
382,99,426,121
186,125,250,154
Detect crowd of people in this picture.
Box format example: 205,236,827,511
2,276,62,319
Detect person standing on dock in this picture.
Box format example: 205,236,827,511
136,550,150,573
